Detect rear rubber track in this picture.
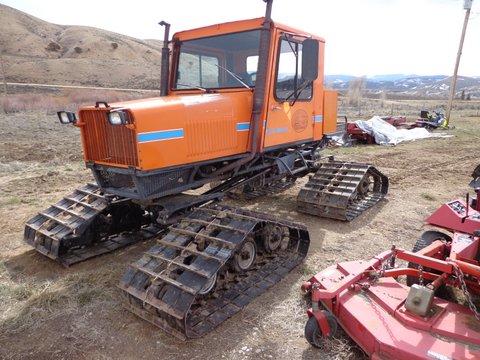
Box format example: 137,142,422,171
296,160,388,221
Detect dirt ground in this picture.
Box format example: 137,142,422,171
0,108,479,360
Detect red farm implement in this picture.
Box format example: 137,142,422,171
347,116,408,144
302,166,480,359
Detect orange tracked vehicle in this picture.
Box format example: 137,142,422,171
24,0,387,338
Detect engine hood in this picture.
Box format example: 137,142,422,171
79,91,254,170
107,92,253,135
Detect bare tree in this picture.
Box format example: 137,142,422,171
347,76,366,114
379,90,387,108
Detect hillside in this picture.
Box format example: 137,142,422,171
1,3,479,98
0,4,162,89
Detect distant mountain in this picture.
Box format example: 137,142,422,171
325,74,480,99
369,74,413,82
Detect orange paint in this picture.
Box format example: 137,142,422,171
78,17,338,171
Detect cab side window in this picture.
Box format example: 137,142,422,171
275,38,312,101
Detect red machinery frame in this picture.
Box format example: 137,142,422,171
302,183,480,359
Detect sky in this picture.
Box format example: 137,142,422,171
1,0,479,76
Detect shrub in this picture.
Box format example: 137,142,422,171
45,41,61,52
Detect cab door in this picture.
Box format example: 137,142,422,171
263,34,315,148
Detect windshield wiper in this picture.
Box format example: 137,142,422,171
285,80,311,106
212,63,252,89
176,83,208,92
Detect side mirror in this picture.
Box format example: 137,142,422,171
302,39,319,82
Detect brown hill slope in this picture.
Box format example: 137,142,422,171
0,4,161,89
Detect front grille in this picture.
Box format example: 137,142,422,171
80,109,139,167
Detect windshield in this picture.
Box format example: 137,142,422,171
173,30,261,90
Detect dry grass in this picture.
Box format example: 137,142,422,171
421,193,437,201
0,88,148,113
339,96,480,119
0,265,118,335
1,107,480,359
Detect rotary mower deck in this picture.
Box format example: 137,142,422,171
302,167,480,359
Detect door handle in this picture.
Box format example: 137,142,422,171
271,105,282,111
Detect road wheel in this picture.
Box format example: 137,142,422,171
262,224,286,253
233,239,256,272
198,273,217,296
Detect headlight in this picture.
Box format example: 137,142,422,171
57,111,77,124
107,110,129,125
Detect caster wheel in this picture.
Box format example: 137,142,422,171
304,312,338,348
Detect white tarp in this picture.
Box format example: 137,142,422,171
354,116,452,146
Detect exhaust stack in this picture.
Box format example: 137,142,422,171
159,21,171,97
249,0,273,153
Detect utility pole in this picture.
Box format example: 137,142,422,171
0,52,7,113
0,53,7,98
445,0,473,126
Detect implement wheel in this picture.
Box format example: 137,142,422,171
304,313,338,348
407,231,456,301
406,230,452,287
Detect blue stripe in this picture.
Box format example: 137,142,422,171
137,129,184,143
236,122,250,131
314,115,323,123
266,127,288,135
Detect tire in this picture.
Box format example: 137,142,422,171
304,312,338,348
407,231,452,287
472,164,480,179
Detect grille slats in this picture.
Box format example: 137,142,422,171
81,110,139,167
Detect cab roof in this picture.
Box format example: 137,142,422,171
173,17,325,43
